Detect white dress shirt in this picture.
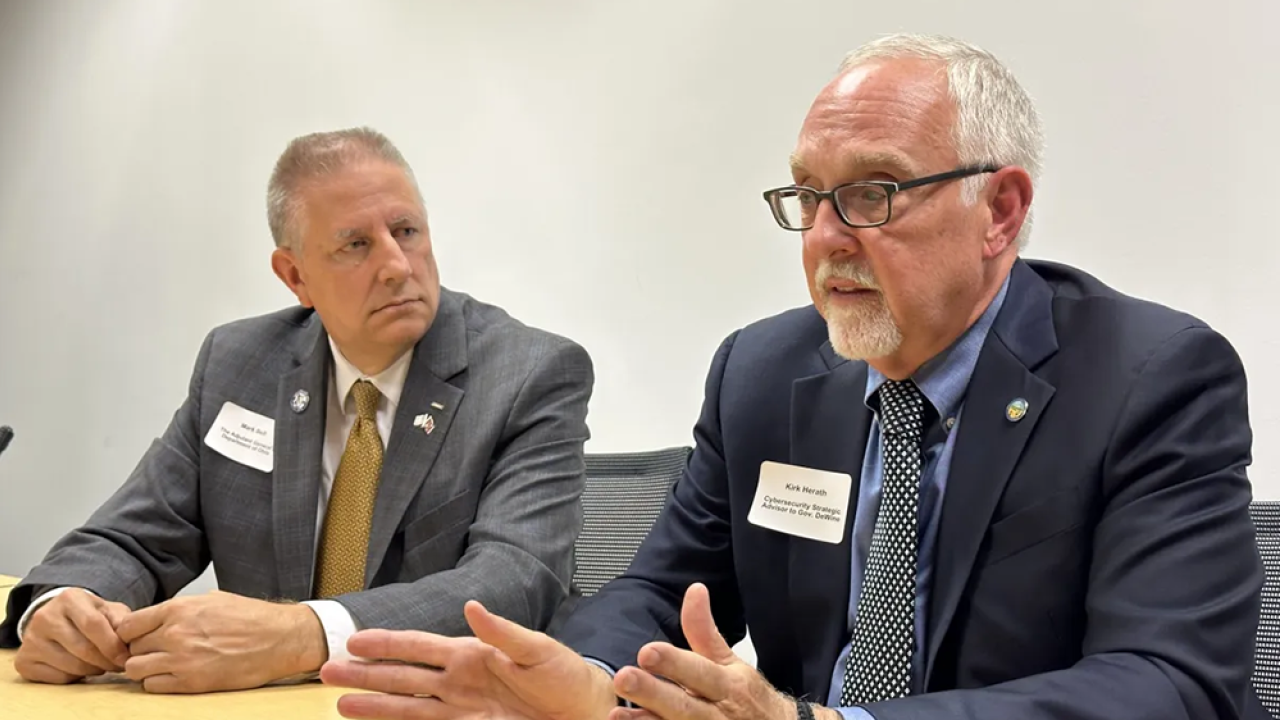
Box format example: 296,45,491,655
19,338,413,670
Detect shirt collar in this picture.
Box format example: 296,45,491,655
328,337,413,415
865,272,1011,424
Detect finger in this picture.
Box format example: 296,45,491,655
345,629,451,669
140,674,185,694
49,625,117,673
321,658,445,696
464,600,560,667
337,692,455,720
67,601,130,668
680,584,735,664
14,658,84,685
609,709,663,720
616,666,714,720
127,632,168,657
637,642,730,702
102,602,132,631
23,636,106,678
124,652,176,683
116,604,167,644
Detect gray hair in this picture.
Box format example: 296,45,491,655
840,34,1044,248
266,127,422,249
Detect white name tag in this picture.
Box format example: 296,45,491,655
747,461,853,544
204,402,275,473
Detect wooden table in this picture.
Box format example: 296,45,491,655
0,575,356,719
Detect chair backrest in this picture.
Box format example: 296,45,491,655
571,447,692,597
1252,501,1280,715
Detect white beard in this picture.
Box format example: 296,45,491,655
815,260,903,361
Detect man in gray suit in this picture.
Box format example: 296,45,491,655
0,127,594,694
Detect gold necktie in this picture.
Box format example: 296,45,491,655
314,380,384,598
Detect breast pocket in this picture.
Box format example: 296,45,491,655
983,485,1085,566
401,490,477,569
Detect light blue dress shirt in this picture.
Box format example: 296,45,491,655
834,277,1008,720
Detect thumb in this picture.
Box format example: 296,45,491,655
464,600,561,667
681,583,735,664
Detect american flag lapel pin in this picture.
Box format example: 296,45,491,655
413,413,436,435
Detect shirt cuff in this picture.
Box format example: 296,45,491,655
16,586,95,642
838,707,875,720
301,599,358,663
582,656,634,708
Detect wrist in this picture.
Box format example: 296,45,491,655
783,693,805,720
282,603,328,675
788,695,839,720
584,661,622,719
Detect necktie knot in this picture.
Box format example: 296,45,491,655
351,380,380,422
877,380,926,439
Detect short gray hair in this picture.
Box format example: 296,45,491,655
840,34,1044,248
266,127,421,249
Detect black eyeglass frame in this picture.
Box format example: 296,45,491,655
762,165,1002,230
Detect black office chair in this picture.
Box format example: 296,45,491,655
570,447,691,597
1251,501,1280,717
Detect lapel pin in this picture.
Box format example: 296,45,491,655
1005,397,1028,423
291,389,310,414
430,401,445,410
413,413,436,435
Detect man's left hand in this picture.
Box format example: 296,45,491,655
116,590,327,693
612,583,837,720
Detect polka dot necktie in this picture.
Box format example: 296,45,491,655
841,379,926,706
314,380,384,598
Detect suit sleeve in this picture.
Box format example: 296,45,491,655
0,332,216,647
335,336,594,635
856,326,1263,720
554,332,747,671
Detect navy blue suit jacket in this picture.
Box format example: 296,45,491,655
557,259,1267,720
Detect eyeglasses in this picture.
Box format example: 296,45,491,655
761,165,1000,231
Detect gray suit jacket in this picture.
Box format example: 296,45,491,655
0,287,593,645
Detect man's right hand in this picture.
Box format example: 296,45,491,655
320,601,618,720
13,589,132,684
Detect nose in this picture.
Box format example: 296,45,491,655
802,197,862,260
373,231,412,285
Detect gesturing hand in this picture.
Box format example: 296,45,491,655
14,588,131,684
610,583,832,720
321,601,618,720
116,590,326,693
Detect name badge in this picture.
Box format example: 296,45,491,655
204,402,275,472
747,461,852,544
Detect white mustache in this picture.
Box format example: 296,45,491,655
816,260,879,290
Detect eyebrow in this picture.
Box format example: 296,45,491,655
387,214,421,228
333,214,423,241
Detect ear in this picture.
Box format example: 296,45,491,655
271,247,314,308
983,167,1034,258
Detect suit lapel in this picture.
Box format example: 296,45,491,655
364,290,469,584
788,343,871,701
271,317,330,600
923,260,1059,687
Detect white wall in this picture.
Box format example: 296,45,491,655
0,0,1277,606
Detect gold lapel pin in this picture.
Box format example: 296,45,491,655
1005,398,1029,423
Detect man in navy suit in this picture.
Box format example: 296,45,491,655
318,33,1267,720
